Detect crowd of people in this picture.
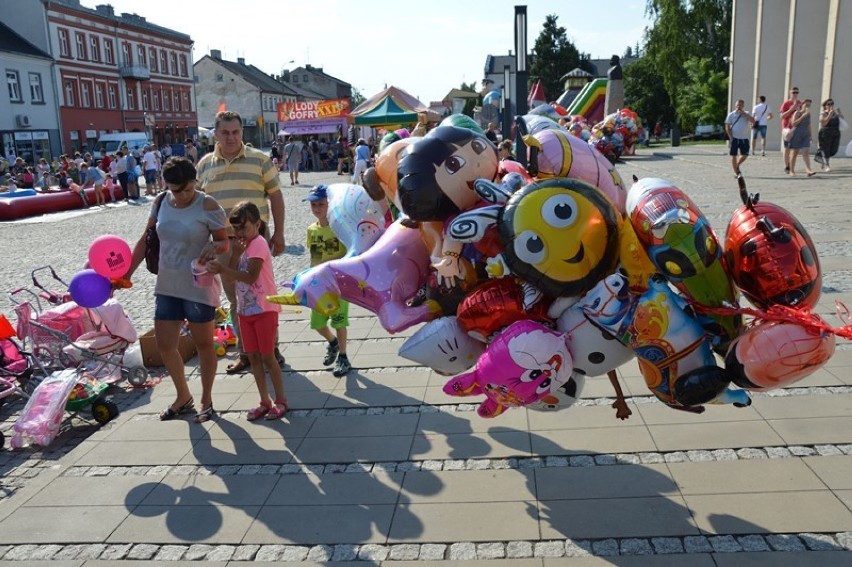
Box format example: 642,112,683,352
723,87,845,178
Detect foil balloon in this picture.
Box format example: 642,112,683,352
440,113,486,135
396,126,498,222
526,374,586,412
363,137,417,211
497,160,533,185
618,220,657,292
517,116,627,213
580,273,751,413
397,316,485,376
268,220,439,333
457,278,553,343
724,320,835,391
443,320,573,418
450,177,621,299
626,177,741,349
724,190,821,310
520,113,563,134
325,183,389,258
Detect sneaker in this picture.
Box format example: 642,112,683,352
323,339,339,366
333,354,351,377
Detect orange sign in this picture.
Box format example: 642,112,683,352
277,98,350,122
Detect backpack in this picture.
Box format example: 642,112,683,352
310,140,319,153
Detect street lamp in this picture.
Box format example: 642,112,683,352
514,5,528,168
502,65,512,144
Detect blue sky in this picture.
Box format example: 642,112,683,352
96,0,653,104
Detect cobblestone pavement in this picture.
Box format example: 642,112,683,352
0,148,851,565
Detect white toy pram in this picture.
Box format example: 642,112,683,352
8,269,148,387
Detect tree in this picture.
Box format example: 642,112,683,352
529,14,595,102
350,87,365,109
623,56,675,129
459,81,479,117
676,56,727,131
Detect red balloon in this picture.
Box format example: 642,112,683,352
457,278,553,342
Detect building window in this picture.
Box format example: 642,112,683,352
149,47,158,72
7,71,21,102
95,83,105,108
75,33,87,60
182,91,189,112
215,73,223,82
173,91,179,111
28,73,43,103
162,89,170,111
153,90,160,111
81,82,91,107
107,84,116,108
170,52,177,75
303,74,308,83
104,40,114,64
64,80,75,106
58,28,70,57
160,50,167,73
141,90,149,110
122,42,131,66
179,55,188,77
292,75,299,83
137,45,146,66
90,36,100,62
126,88,135,110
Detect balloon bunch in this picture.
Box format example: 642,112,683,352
71,235,132,308
269,116,840,421
589,108,644,162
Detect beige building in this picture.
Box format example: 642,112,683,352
730,0,851,151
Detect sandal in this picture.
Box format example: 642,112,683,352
194,404,215,424
159,397,194,421
265,398,288,420
247,400,271,421
226,355,251,375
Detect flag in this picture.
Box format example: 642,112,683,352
528,80,547,108
216,102,227,113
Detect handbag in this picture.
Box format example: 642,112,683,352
814,149,825,165
782,127,794,142
144,193,166,274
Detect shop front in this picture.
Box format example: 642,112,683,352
2,130,59,164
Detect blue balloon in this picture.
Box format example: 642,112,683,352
483,89,501,107
69,269,111,308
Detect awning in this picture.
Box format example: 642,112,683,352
276,118,346,137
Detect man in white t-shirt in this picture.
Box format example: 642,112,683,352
725,99,756,178
141,145,161,195
750,95,773,157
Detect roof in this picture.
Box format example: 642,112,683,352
48,0,192,42
297,65,351,88
350,86,440,126
0,21,52,59
443,88,479,102
199,55,320,99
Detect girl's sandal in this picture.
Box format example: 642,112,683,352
247,401,271,421
265,398,289,420
194,404,215,424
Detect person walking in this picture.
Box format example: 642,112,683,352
126,157,230,423
303,185,352,376
724,99,755,178
817,98,845,172
283,135,302,185
351,138,370,186
788,98,816,177
750,95,773,156
780,87,803,174
196,110,286,375
206,201,288,420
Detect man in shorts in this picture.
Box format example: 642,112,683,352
750,95,773,156
724,99,755,178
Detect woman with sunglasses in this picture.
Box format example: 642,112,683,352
818,99,845,172
127,157,229,423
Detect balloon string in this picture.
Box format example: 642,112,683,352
688,300,852,340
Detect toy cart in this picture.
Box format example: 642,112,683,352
65,376,120,425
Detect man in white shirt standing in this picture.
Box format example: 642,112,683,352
750,95,773,157
725,99,756,178
142,145,161,196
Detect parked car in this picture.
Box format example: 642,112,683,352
694,124,725,140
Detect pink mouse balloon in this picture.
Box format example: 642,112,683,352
443,320,573,418
269,220,439,333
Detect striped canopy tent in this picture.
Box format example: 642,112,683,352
350,86,440,127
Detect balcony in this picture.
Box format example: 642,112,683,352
119,64,150,81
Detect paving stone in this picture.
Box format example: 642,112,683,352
490,458,517,469
736,448,767,459
3,545,41,561
506,541,533,558
258,465,281,475
594,454,618,465
737,535,769,551
766,534,806,551
565,539,593,557
331,544,358,561
616,454,641,464
100,543,132,560
396,461,422,472
154,545,187,560
421,460,443,471
663,451,687,463
836,532,852,550
709,535,742,552
569,455,596,467
52,544,86,559
620,538,653,555
147,465,173,475
638,452,664,464
518,457,545,469
765,446,792,458
799,533,841,550
444,459,466,471
388,544,421,560
357,544,388,561
374,462,397,472
232,544,261,561
534,540,565,557
237,464,262,475
126,544,159,560
447,541,476,561
686,450,714,462
279,464,302,474
712,449,738,461
815,444,844,456
307,545,333,562
546,456,569,467
684,536,713,553
0,546,12,559
216,464,241,476
419,543,447,560
280,546,309,562
651,537,684,554
466,459,490,470
476,542,505,559
788,446,817,456
590,538,619,556
184,544,214,560
325,463,348,473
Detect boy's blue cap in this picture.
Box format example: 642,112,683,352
304,184,328,202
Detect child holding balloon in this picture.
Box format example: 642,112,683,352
304,185,351,377
206,201,287,420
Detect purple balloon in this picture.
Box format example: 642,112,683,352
69,269,112,308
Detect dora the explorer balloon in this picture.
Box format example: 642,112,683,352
396,126,499,285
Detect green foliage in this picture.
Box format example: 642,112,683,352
624,57,675,128
676,56,728,131
460,82,479,117
350,87,365,109
529,14,595,102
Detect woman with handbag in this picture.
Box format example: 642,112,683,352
126,157,230,423
788,99,815,177
817,98,845,172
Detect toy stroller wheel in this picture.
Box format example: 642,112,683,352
34,346,58,369
92,398,119,425
126,366,148,388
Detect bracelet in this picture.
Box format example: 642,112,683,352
443,251,460,258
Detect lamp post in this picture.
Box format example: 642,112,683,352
514,5,528,168
502,65,512,144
